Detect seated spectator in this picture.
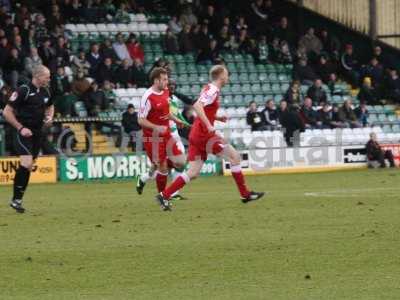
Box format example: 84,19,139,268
327,73,340,95
262,99,279,129
279,101,304,147
0,36,9,70
235,16,248,36
307,79,327,106
255,35,268,64
341,44,360,87
96,57,115,85
122,104,142,151
72,49,91,76
168,15,182,35
331,104,347,128
246,101,268,131
316,55,336,83
338,100,362,128
54,36,70,67
100,38,119,63
202,5,219,36
300,97,320,129
84,82,111,116
298,27,322,58
113,33,132,65
178,24,194,54
320,29,341,60
71,71,91,97
38,38,56,67
224,34,239,52
126,34,144,64
273,16,294,47
318,103,335,129
132,58,147,87
238,29,252,53
196,39,220,64
218,25,230,51
386,69,400,103
293,58,318,86
51,66,71,116
179,5,198,28
285,81,302,106
354,102,369,127
114,3,130,23
115,58,135,88
34,14,48,43
3,48,24,88
276,40,293,64
24,47,43,76
358,77,379,105
86,42,103,78
366,132,395,168
361,57,384,89
164,28,179,54
13,34,29,58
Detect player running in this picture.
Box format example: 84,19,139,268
137,67,186,205
135,79,192,200
155,65,265,211
3,65,53,213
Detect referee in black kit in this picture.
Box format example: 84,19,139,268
3,65,54,213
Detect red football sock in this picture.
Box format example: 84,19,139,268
155,171,168,193
162,173,190,199
231,165,250,198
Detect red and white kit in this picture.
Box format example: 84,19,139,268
139,88,183,164
188,83,225,161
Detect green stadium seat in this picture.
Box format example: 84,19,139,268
244,54,254,63
223,53,234,63
378,114,388,122
238,73,249,84
241,84,251,95
74,101,88,117
222,95,233,105
256,64,267,73
233,95,244,105
261,83,272,93
198,74,208,84
177,73,188,84
254,94,264,104
233,54,244,63
271,83,281,92
247,64,257,73
179,84,190,94
251,83,262,94
236,63,247,72
191,85,201,95
249,73,259,83
258,73,268,81
281,83,290,92
392,124,400,132
269,73,278,83
231,84,241,94
188,73,199,84
230,73,239,84
244,94,253,103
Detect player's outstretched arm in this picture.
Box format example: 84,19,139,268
193,101,214,132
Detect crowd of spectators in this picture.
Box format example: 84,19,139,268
0,1,148,118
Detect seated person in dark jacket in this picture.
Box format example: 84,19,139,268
358,77,379,105
284,81,302,106
366,132,395,168
115,58,135,88
300,97,321,129
338,100,362,128
354,102,369,127
318,102,334,129
386,69,400,103
307,79,327,106
246,101,268,131
262,99,279,129
279,101,305,147
293,58,318,86
96,57,115,85
84,82,110,116
122,104,142,151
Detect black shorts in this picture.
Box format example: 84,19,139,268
13,129,42,159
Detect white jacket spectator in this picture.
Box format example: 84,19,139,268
112,33,132,65
24,47,43,76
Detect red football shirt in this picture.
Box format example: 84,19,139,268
189,83,220,140
139,87,170,137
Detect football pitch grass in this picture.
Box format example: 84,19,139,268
1,169,400,300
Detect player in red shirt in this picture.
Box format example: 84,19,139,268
138,67,186,208
155,65,265,211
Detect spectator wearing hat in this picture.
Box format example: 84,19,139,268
122,104,141,151
366,132,395,168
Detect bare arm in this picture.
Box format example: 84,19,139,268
138,117,166,134
193,101,214,132
3,105,24,130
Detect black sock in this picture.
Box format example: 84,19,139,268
13,166,31,201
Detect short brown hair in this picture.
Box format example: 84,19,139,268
149,67,168,83
209,65,227,81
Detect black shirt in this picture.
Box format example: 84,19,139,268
122,111,141,134
7,82,53,130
